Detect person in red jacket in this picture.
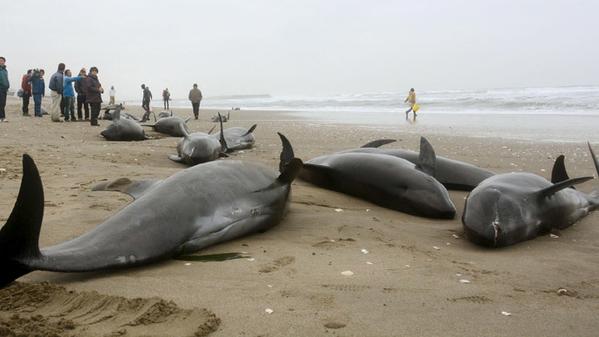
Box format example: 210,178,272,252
21,69,32,116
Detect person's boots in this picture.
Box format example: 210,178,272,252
194,113,198,120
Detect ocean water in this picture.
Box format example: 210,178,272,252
165,86,599,142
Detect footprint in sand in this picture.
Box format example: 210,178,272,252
258,256,296,273
0,282,220,337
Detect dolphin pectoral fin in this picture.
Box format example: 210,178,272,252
415,136,436,176
360,139,396,148
551,155,571,185
0,154,44,287
169,154,184,163
92,178,162,199
243,124,257,136
537,176,594,198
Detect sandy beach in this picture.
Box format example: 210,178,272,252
1,97,599,337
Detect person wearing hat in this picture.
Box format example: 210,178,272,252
188,83,202,120
82,66,103,126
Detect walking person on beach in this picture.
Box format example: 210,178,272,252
49,63,66,122
162,88,170,110
75,68,89,120
21,69,32,116
404,88,418,119
188,83,202,120
62,69,84,121
30,69,45,117
109,86,116,105
140,84,152,122
82,66,103,126
0,57,9,122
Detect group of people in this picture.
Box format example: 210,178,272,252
14,62,106,125
139,83,203,122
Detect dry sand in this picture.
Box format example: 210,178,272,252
1,97,598,337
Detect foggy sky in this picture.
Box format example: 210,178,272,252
1,0,598,100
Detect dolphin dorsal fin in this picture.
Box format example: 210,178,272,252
360,139,396,148
277,133,302,184
243,124,257,136
1,155,44,259
113,106,121,121
218,113,229,153
278,132,295,173
92,178,162,199
536,176,594,198
588,142,599,178
415,136,436,176
551,155,570,184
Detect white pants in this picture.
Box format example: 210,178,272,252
50,90,62,122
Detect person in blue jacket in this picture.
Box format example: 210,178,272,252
29,69,46,117
62,69,84,121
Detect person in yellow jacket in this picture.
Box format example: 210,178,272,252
404,88,419,119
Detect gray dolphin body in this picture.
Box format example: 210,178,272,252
343,139,494,191
213,124,257,151
0,134,303,287
100,107,147,141
299,150,456,219
169,113,229,166
145,116,190,137
462,144,599,248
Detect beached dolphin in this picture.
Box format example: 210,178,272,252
0,133,303,288
100,106,147,141
343,138,494,191
299,141,456,218
157,111,172,119
211,112,230,122
462,143,599,248
143,116,190,137
213,123,257,151
169,113,229,165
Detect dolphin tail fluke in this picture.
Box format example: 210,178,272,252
0,154,44,288
415,136,436,176
243,124,257,136
277,133,303,184
360,139,396,148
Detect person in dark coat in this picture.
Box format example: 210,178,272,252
21,69,32,116
75,68,90,120
0,57,9,122
82,67,103,126
29,69,45,117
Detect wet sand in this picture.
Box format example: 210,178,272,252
1,97,598,336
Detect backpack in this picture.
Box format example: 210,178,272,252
48,75,58,91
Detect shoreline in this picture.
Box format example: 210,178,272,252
1,99,598,336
